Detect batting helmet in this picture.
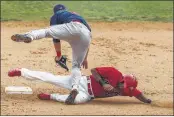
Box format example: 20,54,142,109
53,4,66,13
122,74,138,88
121,74,138,97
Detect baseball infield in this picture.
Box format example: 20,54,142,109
1,21,173,115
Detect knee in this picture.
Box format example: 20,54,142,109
72,61,81,68
74,93,90,104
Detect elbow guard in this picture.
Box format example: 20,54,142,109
53,38,60,43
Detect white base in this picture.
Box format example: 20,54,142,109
5,86,33,94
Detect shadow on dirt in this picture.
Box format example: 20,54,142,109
87,98,143,105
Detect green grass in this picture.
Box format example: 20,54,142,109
1,1,173,22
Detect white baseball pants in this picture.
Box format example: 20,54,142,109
24,22,91,91
20,68,92,104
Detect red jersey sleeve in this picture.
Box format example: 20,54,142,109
122,88,142,97
132,88,142,97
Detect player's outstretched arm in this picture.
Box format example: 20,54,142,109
50,14,62,59
53,39,61,58
53,39,69,71
136,94,152,104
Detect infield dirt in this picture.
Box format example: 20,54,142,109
1,21,173,115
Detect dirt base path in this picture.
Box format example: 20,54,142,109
1,21,173,115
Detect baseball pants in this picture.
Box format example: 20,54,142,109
20,68,92,104
24,22,91,91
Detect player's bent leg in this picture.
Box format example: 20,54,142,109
70,22,91,70
11,27,57,43
25,28,53,40
21,68,73,89
73,91,91,104
50,91,91,104
65,23,91,103
69,33,91,91
71,67,81,90
50,94,69,103
64,67,81,104
11,23,81,43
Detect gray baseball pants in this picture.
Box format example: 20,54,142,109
25,22,92,91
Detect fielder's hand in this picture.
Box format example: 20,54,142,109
146,99,152,104
55,56,69,71
82,59,88,69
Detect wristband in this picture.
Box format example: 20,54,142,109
56,51,61,58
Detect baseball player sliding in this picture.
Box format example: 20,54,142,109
10,4,92,104
8,67,152,104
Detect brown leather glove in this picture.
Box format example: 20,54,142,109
55,56,69,71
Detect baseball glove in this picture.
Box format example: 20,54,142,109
55,56,69,71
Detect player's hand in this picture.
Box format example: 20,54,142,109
82,59,88,69
146,99,152,104
103,84,114,92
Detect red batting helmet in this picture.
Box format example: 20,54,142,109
122,74,138,88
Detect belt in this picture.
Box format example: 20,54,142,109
87,76,95,99
72,20,81,23
72,20,91,32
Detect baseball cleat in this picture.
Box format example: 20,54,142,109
65,89,78,105
11,34,32,43
8,68,21,77
37,93,51,100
